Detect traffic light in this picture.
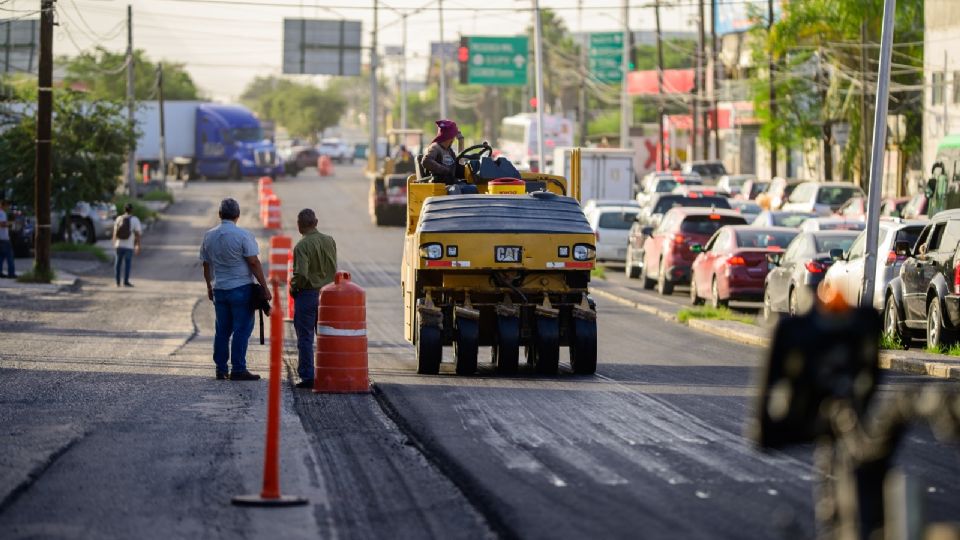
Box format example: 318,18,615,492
628,32,637,71
458,36,469,84
529,97,538,110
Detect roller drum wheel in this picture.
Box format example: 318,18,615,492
569,317,597,375
533,316,560,375
454,317,479,375
416,320,442,375
493,316,520,375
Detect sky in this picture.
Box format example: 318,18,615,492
7,0,709,102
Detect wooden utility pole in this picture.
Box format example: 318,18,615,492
767,0,777,178
125,5,135,196
34,0,54,278
698,0,708,161
157,63,167,187
655,0,666,169
710,0,719,158
578,0,588,146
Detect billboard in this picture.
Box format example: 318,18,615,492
1,19,39,75
713,0,784,35
282,19,362,76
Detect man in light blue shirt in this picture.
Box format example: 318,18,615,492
199,198,271,381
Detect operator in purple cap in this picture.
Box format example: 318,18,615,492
421,119,477,195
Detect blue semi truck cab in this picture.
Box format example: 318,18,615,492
137,101,283,180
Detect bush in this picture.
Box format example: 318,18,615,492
51,242,110,262
16,265,56,283
141,190,174,203
879,333,905,350
113,195,157,222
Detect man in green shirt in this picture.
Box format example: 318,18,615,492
290,208,338,388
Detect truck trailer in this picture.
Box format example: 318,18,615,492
135,101,283,180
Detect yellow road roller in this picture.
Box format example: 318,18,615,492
401,144,598,376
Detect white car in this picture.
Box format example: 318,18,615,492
318,138,354,163
780,181,865,216
588,205,640,265
717,174,755,197
582,199,640,219
799,217,866,232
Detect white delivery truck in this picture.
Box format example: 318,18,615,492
552,147,636,202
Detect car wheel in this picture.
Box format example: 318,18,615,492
228,161,241,180
711,277,728,309
625,251,641,279
788,287,799,317
926,298,957,350
689,272,704,305
68,216,95,245
640,259,656,290
656,259,674,296
884,295,907,348
762,290,777,324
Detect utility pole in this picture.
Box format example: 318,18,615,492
767,0,777,179
125,4,135,197
710,0,719,158
945,51,949,135
157,63,167,188
859,21,868,188
655,0,666,169
860,0,896,310
578,0,588,146
532,0,546,171
370,0,379,167
34,0,53,278
400,14,408,130
438,0,447,119
619,0,631,149
698,0,708,161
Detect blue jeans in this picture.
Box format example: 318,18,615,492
293,289,320,381
0,240,14,276
115,247,133,285
213,284,255,374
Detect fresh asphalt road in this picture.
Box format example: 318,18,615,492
270,166,960,540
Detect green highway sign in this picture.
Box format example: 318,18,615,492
588,32,624,83
462,35,529,86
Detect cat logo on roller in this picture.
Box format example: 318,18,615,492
400,144,598,377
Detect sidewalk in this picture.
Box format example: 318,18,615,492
590,279,960,381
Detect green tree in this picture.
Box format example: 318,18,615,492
241,76,347,140
751,0,923,182
61,47,201,101
0,87,136,216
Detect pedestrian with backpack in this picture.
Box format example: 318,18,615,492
112,203,142,287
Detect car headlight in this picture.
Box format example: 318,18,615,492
573,244,596,261
419,243,443,260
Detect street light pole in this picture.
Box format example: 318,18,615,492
157,62,167,188
532,0,546,171
619,0,631,149
400,14,408,130
369,0,379,168
34,0,54,278
126,4,136,197
438,0,447,119
860,0,896,309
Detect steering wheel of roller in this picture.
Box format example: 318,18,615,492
457,142,493,163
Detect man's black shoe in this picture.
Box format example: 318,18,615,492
123,282,134,287
230,371,261,381
216,372,229,380
295,379,314,389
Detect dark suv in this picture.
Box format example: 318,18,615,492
884,209,960,348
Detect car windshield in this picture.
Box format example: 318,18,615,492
653,196,731,214
773,213,815,228
694,163,726,175
231,127,263,142
814,234,857,253
788,183,817,203
598,210,639,230
750,182,771,198
895,227,922,249
816,186,862,205
735,229,798,248
680,215,745,235
731,201,761,213
654,179,678,192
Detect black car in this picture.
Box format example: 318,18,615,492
884,209,960,348
762,230,858,319
625,194,731,278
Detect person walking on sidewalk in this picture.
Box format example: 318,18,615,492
112,203,142,287
199,198,271,381
0,199,15,279
289,208,337,389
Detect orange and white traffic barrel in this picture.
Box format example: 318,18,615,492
268,236,291,283
265,195,282,230
315,271,368,393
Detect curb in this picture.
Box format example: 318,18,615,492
590,284,960,382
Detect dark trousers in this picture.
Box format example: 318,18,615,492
293,289,320,381
115,247,133,285
0,240,14,276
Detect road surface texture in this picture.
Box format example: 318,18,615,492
269,166,959,540
0,179,489,539
0,166,956,539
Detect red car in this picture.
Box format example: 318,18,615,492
689,226,799,308
640,208,747,295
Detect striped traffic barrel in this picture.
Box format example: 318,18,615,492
265,195,282,230
315,271,368,393
268,235,291,283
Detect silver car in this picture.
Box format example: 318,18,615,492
822,219,926,310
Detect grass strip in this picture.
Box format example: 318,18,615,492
677,306,755,325
51,242,110,262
